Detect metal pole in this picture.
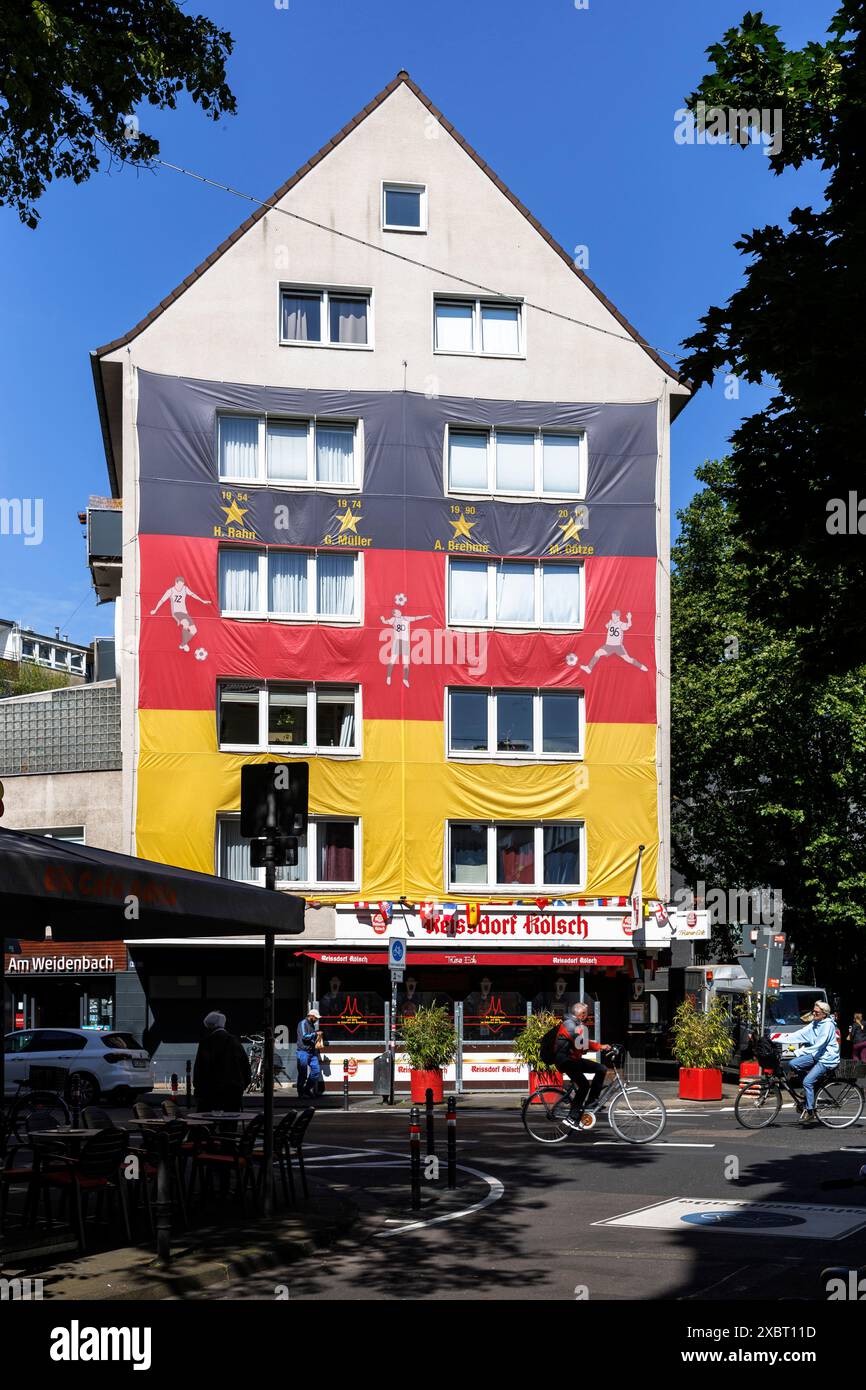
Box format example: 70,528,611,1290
409,1106,421,1210
425,1087,435,1157
343,1058,350,1112
446,1095,457,1189
388,971,398,1106
185,1058,192,1109
262,789,277,1220
155,1130,171,1266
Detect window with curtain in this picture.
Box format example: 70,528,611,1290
434,301,474,352
496,563,534,623
317,554,355,616
329,298,368,345
449,561,488,623
543,824,581,884
497,824,535,884
316,424,355,483
542,564,581,625
318,821,355,882
281,293,322,342
450,824,488,885
219,416,259,480
481,304,521,355
267,422,308,481
219,550,260,613
542,434,582,494
278,830,308,883
495,432,534,492
316,688,356,748
268,551,307,615
219,820,254,881
448,431,488,491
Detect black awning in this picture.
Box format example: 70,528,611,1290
0,827,304,942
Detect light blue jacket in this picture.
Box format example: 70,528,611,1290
787,1016,839,1066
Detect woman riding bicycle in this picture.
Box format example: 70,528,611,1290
783,1000,840,1123
555,1002,608,1130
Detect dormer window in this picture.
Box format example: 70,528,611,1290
382,182,427,232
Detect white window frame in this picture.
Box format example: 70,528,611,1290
381,181,428,233
447,557,584,631
217,413,363,492
444,424,587,501
217,813,361,892
433,294,525,359
278,284,373,350
219,548,363,626
217,681,362,758
445,687,585,762
445,820,585,893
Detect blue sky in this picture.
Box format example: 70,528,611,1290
0,0,836,644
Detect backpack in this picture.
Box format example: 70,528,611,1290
539,1023,561,1068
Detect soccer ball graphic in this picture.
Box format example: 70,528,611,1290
394,592,408,607
194,647,208,662
566,653,578,667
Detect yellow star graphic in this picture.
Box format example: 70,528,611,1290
449,511,477,540
335,507,361,535
558,507,587,544
221,498,249,527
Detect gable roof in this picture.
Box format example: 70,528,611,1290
93,71,683,385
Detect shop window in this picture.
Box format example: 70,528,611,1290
447,820,584,891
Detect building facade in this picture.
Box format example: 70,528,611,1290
91,74,699,1087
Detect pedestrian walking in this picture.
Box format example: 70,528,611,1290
296,1007,324,1098
193,1011,251,1111
848,1012,866,1064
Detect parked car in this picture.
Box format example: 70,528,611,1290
3,1028,155,1105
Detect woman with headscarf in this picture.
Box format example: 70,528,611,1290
193,1011,252,1111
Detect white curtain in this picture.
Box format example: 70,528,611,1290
449,432,488,490
435,302,474,352
542,564,581,625
495,433,534,492
329,299,367,345
481,305,520,354
220,820,253,881
267,422,308,481
219,416,259,480
316,425,354,483
450,825,488,884
317,554,355,616
219,550,260,612
278,832,308,883
450,561,488,622
542,434,581,494
496,562,534,623
268,552,308,614
317,689,356,747
282,294,321,342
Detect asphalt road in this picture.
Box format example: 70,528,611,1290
190,1098,866,1302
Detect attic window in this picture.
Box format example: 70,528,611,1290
382,183,426,232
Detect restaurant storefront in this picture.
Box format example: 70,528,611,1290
4,940,130,1032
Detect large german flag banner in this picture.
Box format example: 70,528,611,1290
135,370,661,902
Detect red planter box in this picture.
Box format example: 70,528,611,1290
679,1067,723,1101
410,1068,444,1103
529,1069,563,1104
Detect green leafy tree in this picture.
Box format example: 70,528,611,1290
0,0,236,226
671,458,866,990
679,4,866,670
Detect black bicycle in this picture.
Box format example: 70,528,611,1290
5,1065,71,1140
735,1038,864,1130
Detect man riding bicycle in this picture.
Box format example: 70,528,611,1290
783,999,840,1123
555,1002,608,1130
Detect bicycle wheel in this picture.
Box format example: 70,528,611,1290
10,1090,70,1141
521,1087,571,1144
607,1087,667,1144
815,1080,864,1129
734,1080,782,1129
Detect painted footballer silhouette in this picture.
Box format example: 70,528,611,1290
150,576,211,652
581,610,648,674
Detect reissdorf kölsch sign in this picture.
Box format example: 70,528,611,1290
4,941,128,975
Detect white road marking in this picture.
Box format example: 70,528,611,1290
591,1141,715,1149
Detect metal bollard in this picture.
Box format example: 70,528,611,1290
170,1072,179,1106
409,1105,422,1210
185,1059,192,1108
446,1094,457,1189
425,1087,435,1158
69,1072,82,1129
343,1058,350,1112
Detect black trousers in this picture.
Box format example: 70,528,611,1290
560,1058,606,1116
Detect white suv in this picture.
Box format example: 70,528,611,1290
4,1028,155,1106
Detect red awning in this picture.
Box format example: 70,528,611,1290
299,950,626,967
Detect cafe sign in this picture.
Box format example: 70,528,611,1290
3,941,127,975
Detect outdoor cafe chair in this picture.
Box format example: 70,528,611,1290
81,1107,117,1131
0,1112,45,1232
134,1101,160,1120
250,1111,296,1206
36,1128,133,1253
161,1099,179,1119
189,1114,264,1214
285,1107,316,1202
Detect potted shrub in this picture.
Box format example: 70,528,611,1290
400,1005,457,1102
672,997,734,1100
514,1011,562,1102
